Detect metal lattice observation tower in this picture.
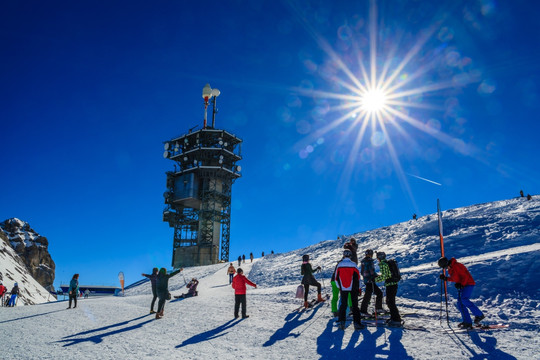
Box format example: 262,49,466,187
162,84,243,268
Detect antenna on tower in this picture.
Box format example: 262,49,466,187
201,84,220,128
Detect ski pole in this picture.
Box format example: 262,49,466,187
319,265,325,290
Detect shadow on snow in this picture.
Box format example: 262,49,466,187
263,304,325,347
176,319,243,348
56,314,153,346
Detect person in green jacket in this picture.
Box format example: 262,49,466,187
375,252,401,325
67,274,79,309
155,267,183,319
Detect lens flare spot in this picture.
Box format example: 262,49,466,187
371,131,386,147
360,148,375,163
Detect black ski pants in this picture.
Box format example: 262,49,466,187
303,276,321,302
234,294,247,317
68,293,77,308
157,292,167,314
385,284,401,321
150,287,158,311
339,288,361,325
360,282,382,313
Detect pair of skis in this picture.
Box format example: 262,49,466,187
294,294,329,312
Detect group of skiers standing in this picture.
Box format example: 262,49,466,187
303,237,485,330
0,281,19,307
301,237,403,330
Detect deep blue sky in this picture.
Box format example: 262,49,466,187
1,0,539,288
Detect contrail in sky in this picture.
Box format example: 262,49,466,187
406,173,442,186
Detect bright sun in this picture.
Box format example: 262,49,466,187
361,88,388,113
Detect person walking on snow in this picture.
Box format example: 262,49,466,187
237,255,242,267
360,249,384,316
155,267,183,319
7,283,19,307
242,254,246,263
374,252,402,325
67,274,79,309
142,267,159,313
227,263,236,284
336,250,364,330
250,252,254,263
301,254,325,308
232,268,256,319
438,257,485,329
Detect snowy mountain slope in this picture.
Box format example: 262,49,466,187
1,196,539,359
0,233,53,305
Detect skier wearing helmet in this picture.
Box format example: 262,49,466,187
360,249,384,316
335,249,364,330
375,251,402,326
438,256,485,329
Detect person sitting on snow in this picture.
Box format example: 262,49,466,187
175,278,199,299
438,256,485,329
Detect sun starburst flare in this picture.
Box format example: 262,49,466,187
291,0,481,208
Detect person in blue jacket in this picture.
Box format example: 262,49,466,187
67,274,79,309
142,267,159,314
7,283,19,307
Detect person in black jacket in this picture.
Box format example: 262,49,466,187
7,283,20,307
142,267,159,314
343,238,358,264
301,254,324,308
155,267,183,319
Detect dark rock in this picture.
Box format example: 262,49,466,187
0,218,55,292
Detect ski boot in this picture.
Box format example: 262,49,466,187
474,315,485,324
458,322,473,329
317,293,325,302
338,321,346,330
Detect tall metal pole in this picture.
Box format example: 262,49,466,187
212,96,217,128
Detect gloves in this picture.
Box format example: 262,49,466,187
439,274,448,281
316,266,321,271
455,283,463,290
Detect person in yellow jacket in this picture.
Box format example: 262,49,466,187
227,263,236,284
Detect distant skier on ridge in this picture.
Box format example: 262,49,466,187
438,256,485,329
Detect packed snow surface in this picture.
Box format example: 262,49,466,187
1,197,539,359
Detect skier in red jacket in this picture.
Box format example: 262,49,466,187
231,268,257,319
438,257,485,329
335,250,364,330
0,282,7,306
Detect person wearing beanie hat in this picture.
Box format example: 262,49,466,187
301,254,325,308
438,256,485,328
335,249,364,330
232,268,257,319
360,249,384,316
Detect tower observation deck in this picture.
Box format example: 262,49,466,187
162,84,242,268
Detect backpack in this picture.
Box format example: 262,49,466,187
387,259,401,282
